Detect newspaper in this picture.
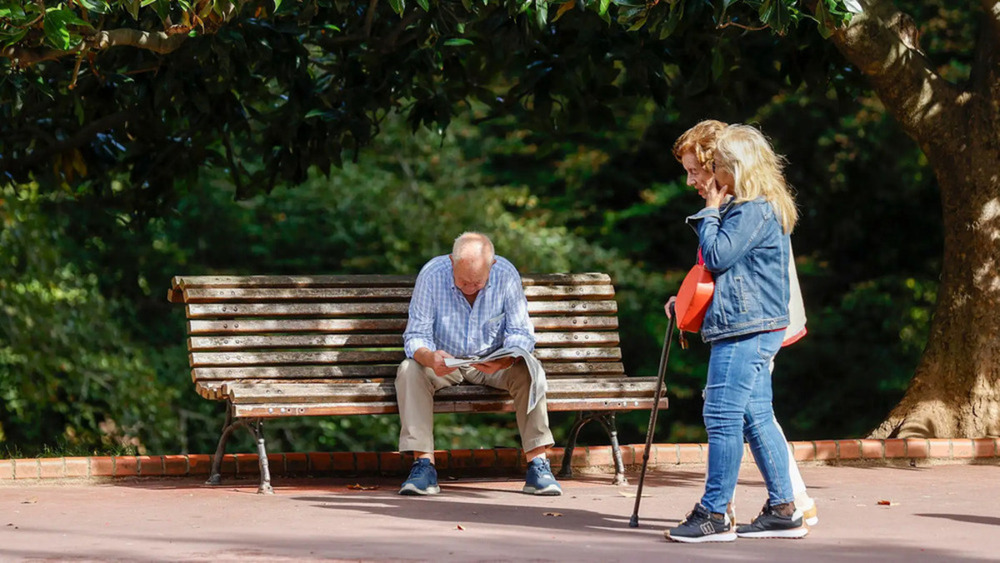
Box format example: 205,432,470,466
444,347,547,413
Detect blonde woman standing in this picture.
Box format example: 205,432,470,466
666,124,808,542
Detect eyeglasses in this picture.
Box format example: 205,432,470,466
711,161,716,173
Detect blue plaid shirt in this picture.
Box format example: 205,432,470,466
403,255,536,359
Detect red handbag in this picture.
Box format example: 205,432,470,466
675,249,714,333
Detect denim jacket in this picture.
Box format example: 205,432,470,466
686,196,790,343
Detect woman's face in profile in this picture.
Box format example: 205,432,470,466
681,151,713,200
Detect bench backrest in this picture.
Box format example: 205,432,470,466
169,273,624,404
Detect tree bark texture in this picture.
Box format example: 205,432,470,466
832,0,1000,438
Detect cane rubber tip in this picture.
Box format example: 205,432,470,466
628,515,639,528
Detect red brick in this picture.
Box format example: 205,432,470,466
973,438,996,458
648,444,675,465
860,439,884,459
546,448,563,469
884,439,906,459
448,449,474,471
0,459,13,480
308,452,333,473
163,455,188,475
219,454,237,475
952,439,975,459
90,457,114,477
632,444,651,466
15,459,40,480
469,449,494,469
616,445,635,467
565,446,587,468
838,439,862,460
814,440,838,461
928,438,951,459
187,454,212,476
792,441,816,462
138,456,165,476
904,438,929,459
14,459,39,479
236,454,260,475
265,453,285,476
114,456,139,477
355,452,378,473
331,452,355,473
38,458,64,479
64,457,89,478
433,450,450,470
587,446,614,468
496,448,521,470
378,452,404,474
285,453,308,474
678,443,703,465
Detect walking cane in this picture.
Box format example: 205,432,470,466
628,304,676,528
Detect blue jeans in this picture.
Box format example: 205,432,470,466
700,330,793,514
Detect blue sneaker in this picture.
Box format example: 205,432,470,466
399,458,440,496
522,457,562,496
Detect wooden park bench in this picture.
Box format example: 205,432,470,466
167,273,668,493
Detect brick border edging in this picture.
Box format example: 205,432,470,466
1,438,997,481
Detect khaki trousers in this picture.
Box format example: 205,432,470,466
395,358,554,454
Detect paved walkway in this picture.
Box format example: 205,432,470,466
2,461,998,561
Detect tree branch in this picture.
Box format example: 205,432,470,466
825,0,965,142
0,111,134,174
2,28,190,66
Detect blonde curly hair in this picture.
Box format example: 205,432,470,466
714,124,798,234
672,119,728,171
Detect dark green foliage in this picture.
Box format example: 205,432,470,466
0,0,965,455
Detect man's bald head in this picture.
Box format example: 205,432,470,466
450,232,496,298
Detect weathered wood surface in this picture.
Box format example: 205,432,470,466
186,331,619,351
186,316,618,334
171,273,610,289
191,361,626,381
183,300,617,318
188,347,621,367
223,378,661,403
222,376,666,418
170,272,667,418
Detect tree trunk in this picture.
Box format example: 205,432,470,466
832,1,1000,438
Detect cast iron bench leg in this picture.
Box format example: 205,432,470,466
207,403,243,486
557,411,628,485
249,419,274,495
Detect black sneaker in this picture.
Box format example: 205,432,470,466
664,503,736,543
736,502,809,539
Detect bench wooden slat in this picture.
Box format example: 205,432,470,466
171,273,611,290
203,380,662,415
181,285,614,303
183,300,618,318
188,334,403,351
191,361,625,382
187,319,409,334
188,347,621,367
187,331,620,352
187,316,617,334
222,377,657,403
186,303,410,317
231,396,666,417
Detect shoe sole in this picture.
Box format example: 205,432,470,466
522,484,562,496
803,505,819,526
737,527,809,539
399,484,440,495
664,531,737,543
